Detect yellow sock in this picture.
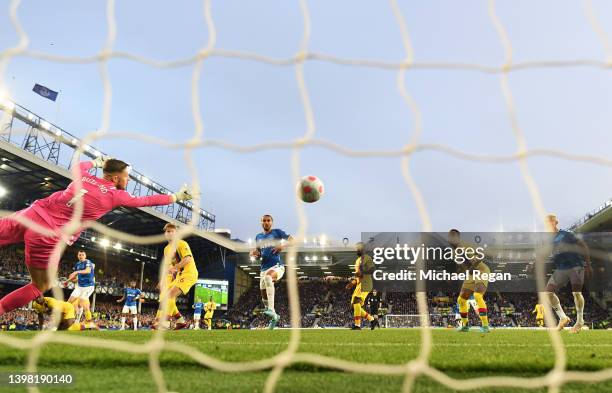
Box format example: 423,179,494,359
67,323,82,331
168,298,179,319
474,292,488,327
171,303,180,317
85,310,92,322
361,309,374,322
353,303,361,326
457,296,469,327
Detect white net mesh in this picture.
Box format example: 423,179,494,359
384,315,425,329
0,0,611,392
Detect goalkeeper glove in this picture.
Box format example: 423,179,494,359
172,184,193,202
91,155,111,168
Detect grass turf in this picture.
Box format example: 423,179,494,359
0,329,610,393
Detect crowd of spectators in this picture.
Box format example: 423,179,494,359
1,245,610,330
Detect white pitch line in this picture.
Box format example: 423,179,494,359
184,341,612,348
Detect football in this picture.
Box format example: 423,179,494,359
297,175,324,203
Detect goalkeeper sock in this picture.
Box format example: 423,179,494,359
0,283,42,316
473,292,488,327
548,292,568,320
353,303,362,326
133,316,138,330
457,296,469,327
264,275,275,312
85,309,92,322
361,310,374,322
573,292,585,324
120,317,126,329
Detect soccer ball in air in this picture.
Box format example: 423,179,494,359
297,175,324,203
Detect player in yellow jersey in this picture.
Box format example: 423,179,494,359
449,229,490,333
204,296,216,330
32,296,84,331
346,242,379,330
533,303,545,327
155,223,199,330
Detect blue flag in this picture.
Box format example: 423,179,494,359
32,84,58,101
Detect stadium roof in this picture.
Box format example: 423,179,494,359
0,101,240,266
571,200,612,232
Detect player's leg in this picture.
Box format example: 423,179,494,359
120,305,129,330
206,317,212,330
570,267,586,333
0,223,55,315
546,271,571,330
457,285,472,331
263,270,278,315
351,288,363,329
80,296,93,327
165,286,184,328
357,292,378,329
473,282,489,332
264,266,283,329
169,276,197,330
193,313,201,330
132,307,138,331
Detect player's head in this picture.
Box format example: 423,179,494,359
77,250,86,261
448,229,461,247
129,280,136,288
355,242,365,256
261,214,273,232
102,159,130,190
545,214,559,232
163,223,177,241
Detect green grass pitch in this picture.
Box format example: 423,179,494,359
0,329,611,393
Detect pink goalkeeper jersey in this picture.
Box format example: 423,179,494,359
30,161,173,244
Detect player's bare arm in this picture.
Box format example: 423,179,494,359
173,255,194,270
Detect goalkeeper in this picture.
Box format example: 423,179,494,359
0,156,194,317
346,242,379,330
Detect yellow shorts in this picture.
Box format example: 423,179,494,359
351,286,369,305
204,312,213,319
171,273,197,295
461,263,490,292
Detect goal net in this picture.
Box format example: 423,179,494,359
384,314,427,329
0,0,611,392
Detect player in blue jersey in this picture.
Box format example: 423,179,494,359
249,214,293,330
545,214,592,333
192,300,204,330
67,250,97,329
116,280,142,330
